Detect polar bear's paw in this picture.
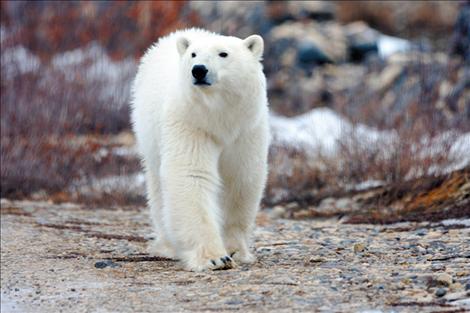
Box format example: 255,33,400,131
209,255,236,270
147,238,177,259
185,254,236,271
230,250,256,264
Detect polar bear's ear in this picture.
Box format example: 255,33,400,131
243,35,264,60
177,36,190,56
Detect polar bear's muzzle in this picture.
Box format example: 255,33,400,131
192,64,211,86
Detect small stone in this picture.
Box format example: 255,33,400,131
285,202,299,210
430,264,446,272
465,283,470,291
335,198,353,210
436,273,453,287
297,41,332,66
435,288,447,297
450,282,463,291
308,256,325,263
401,278,412,285
225,299,243,305
350,42,379,62
416,229,427,236
416,246,427,254
95,259,120,269
293,209,312,219
270,277,298,286
353,243,365,253
94,261,109,269
426,231,441,239
270,206,286,218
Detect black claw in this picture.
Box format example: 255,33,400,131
230,252,236,258
221,257,227,264
211,259,216,266
224,256,232,263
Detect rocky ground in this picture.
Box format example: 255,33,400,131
1,199,469,313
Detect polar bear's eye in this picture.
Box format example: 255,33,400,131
219,52,228,58
191,52,196,58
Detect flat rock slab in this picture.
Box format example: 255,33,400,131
1,199,469,313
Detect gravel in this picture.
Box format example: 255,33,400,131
1,198,469,313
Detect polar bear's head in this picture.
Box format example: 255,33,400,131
176,32,264,92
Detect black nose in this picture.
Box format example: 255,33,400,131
192,64,208,80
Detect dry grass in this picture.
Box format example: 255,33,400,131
345,166,470,224
0,41,137,198
265,119,463,207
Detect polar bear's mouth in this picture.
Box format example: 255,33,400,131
194,80,212,86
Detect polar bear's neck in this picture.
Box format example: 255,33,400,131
173,82,267,145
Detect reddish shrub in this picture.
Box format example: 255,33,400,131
1,1,199,60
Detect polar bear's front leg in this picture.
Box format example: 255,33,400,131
220,122,269,264
160,126,234,271
145,171,177,259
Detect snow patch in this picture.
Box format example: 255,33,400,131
378,34,411,58
271,107,469,176
51,42,136,83
351,180,385,191
51,42,137,104
1,41,136,110
448,132,470,170
270,107,396,157
440,219,470,228
1,45,41,79
77,173,145,195
112,146,138,157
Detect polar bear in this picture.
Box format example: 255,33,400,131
130,28,269,271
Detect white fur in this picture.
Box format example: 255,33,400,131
130,28,269,271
